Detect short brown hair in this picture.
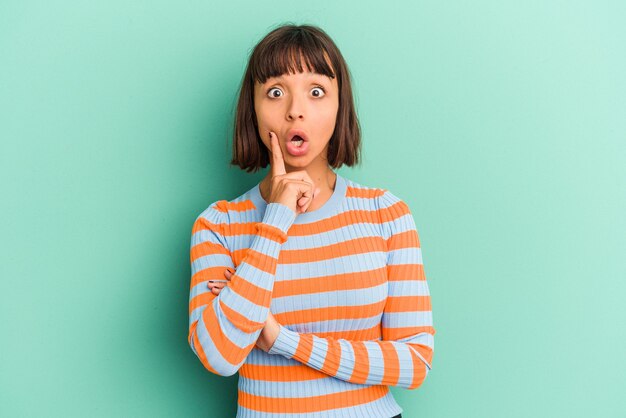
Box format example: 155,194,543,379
230,23,361,172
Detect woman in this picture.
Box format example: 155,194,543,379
188,23,434,417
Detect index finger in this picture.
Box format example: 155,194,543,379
269,131,286,177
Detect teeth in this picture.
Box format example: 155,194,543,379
292,139,304,147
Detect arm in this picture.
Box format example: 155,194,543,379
188,200,296,376
267,191,435,389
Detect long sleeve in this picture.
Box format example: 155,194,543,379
267,192,435,390
188,200,296,376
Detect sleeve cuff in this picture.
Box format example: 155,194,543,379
261,203,297,235
267,325,300,358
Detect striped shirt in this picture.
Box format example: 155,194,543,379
188,173,435,417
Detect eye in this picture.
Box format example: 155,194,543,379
311,86,326,98
267,87,283,98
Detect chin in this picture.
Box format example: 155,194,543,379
284,161,309,171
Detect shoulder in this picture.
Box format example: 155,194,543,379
194,187,259,225
195,200,229,224
192,188,259,239
343,177,410,216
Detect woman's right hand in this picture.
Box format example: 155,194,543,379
267,131,320,215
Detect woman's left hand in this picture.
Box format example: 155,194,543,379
255,310,281,353
209,268,281,353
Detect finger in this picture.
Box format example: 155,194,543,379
208,279,228,288
298,194,313,211
208,280,226,288
269,131,286,178
301,186,320,213
298,195,310,207
281,171,316,198
296,183,314,213
281,170,315,185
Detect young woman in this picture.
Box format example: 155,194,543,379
188,23,435,418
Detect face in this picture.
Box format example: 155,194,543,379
253,64,339,170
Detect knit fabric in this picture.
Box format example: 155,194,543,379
188,173,435,417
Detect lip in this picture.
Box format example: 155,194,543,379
285,129,309,156
286,129,309,143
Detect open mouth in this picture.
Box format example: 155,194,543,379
290,135,305,147
287,129,308,148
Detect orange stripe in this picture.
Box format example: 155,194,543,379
228,222,257,236
279,236,385,263
349,341,370,384
216,199,257,212
379,200,411,223
239,363,328,381
235,248,278,274
273,267,387,297
407,344,431,389
219,299,265,333
411,343,434,365
387,229,420,250
379,341,400,386
189,292,216,316
384,295,432,312
274,300,386,326
190,240,230,263
320,323,381,340
204,204,405,240
228,271,273,308
253,222,288,243
321,338,341,377
293,334,314,364
238,385,389,413
346,186,385,199
213,200,229,213
192,215,224,234
383,326,436,340
387,263,425,281
203,302,256,366
287,209,382,236
228,222,287,243
195,217,285,243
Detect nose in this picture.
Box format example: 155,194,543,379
286,95,305,121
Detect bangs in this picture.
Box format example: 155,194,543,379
250,32,336,84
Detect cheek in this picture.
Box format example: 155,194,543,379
320,109,338,132
255,113,272,140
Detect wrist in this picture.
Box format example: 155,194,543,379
267,325,299,358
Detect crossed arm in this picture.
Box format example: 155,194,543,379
198,194,435,390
